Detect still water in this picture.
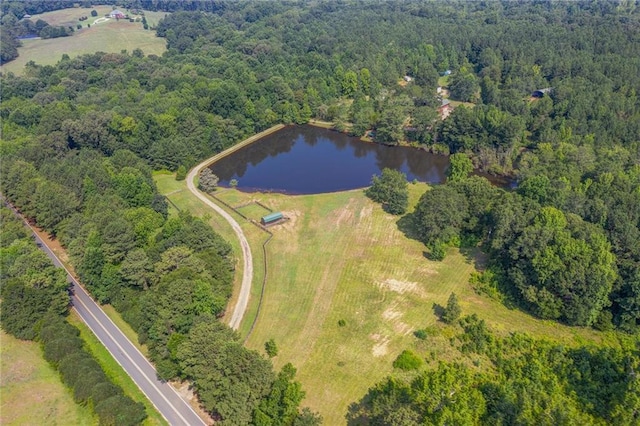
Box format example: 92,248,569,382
210,125,451,194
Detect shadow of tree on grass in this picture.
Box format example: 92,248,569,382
396,212,422,243
432,302,445,321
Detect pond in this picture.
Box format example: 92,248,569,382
210,125,504,194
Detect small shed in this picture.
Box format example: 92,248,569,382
261,212,283,225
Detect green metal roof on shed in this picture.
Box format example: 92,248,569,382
261,212,283,224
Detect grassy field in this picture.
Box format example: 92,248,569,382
1,6,166,76
0,330,96,425
157,169,617,424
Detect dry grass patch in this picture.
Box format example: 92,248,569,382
0,330,96,425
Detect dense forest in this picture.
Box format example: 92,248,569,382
1,0,639,423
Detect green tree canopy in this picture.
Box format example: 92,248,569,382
365,168,409,215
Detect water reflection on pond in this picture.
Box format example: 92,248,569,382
210,125,499,194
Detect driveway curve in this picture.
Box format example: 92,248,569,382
186,125,284,331
186,164,252,330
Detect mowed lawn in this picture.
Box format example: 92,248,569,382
156,172,613,424
1,6,166,76
0,330,96,425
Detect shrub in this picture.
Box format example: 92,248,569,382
414,329,428,340
442,292,461,324
430,241,447,261
393,350,423,370
265,339,278,358
175,165,187,181
198,168,219,192
338,319,346,327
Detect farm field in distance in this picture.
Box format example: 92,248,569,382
0,6,166,76
156,173,615,425
0,330,96,425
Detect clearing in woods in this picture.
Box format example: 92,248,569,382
155,171,615,424
1,6,166,76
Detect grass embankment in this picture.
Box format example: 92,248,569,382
67,314,167,426
1,6,166,76
0,330,96,425
159,168,618,424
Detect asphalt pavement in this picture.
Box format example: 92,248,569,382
5,199,207,426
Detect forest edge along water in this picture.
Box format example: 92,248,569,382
209,125,513,194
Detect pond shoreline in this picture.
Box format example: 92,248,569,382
306,120,517,189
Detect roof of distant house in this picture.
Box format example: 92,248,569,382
532,87,553,97
110,10,125,16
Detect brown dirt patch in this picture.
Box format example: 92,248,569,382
328,198,358,227
276,210,301,253
382,306,412,335
370,333,390,357
279,210,301,232
0,358,33,386
359,204,373,220
377,278,426,297
31,226,70,264
171,381,214,425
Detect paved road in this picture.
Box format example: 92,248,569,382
5,200,207,426
187,160,253,331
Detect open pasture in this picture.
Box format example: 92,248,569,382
1,7,166,76
156,171,613,424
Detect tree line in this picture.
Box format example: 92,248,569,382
0,147,319,423
0,206,147,425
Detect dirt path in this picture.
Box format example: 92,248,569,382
186,125,284,330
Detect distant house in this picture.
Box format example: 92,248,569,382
438,99,453,119
22,14,31,19
403,75,413,83
532,88,553,98
436,86,443,94
442,70,452,76
109,10,126,19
